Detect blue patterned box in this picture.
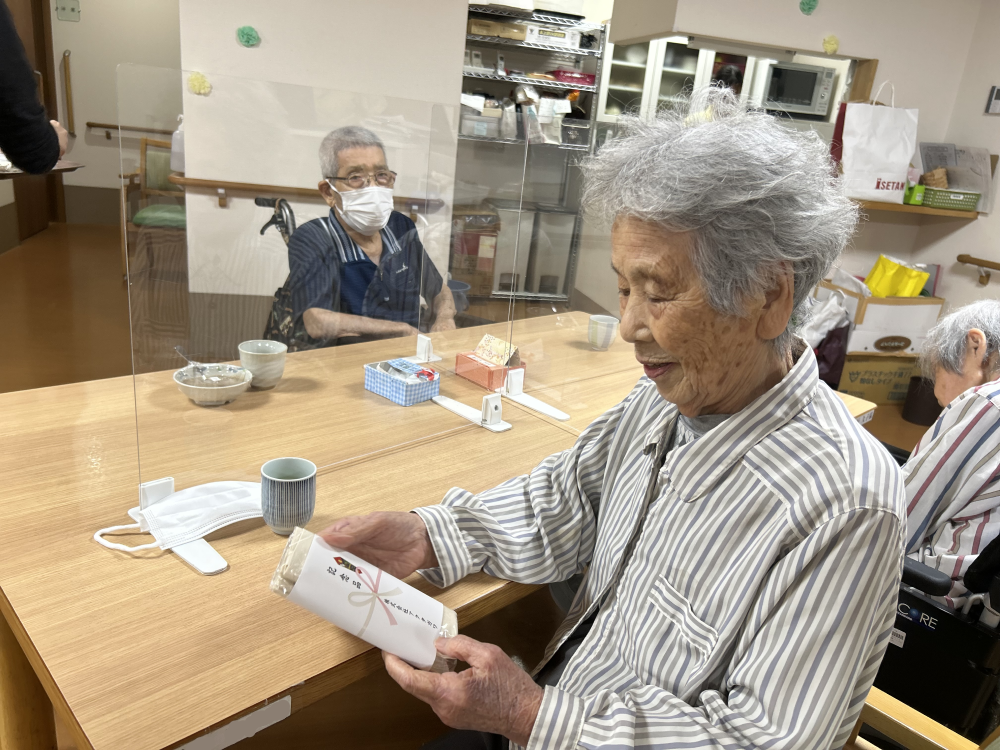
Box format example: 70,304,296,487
364,362,440,406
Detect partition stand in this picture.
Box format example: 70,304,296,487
497,369,569,421
432,393,511,433
405,334,441,364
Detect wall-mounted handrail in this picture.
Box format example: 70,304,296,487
62,51,75,136
957,254,1000,273
166,172,445,218
957,254,1000,286
86,122,176,140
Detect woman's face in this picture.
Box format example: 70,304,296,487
612,217,790,417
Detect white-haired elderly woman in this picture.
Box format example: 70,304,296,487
318,90,905,750
904,300,1000,607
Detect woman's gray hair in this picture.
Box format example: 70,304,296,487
921,299,1000,380
582,87,858,355
319,126,386,179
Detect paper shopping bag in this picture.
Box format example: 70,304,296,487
842,87,918,203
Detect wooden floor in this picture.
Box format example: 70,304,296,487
0,223,132,394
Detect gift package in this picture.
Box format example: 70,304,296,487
364,359,440,406
271,527,458,671
455,334,525,391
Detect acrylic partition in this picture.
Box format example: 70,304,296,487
118,65,530,490
497,138,641,436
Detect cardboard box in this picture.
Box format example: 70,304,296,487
456,352,525,391
468,18,503,36
363,363,440,406
524,24,581,48
837,355,918,404
497,22,527,41
815,280,944,355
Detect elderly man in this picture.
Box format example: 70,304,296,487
903,300,1000,607
321,89,905,749
285,125,454,348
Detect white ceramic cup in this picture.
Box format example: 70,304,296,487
588,315,620,351
238,340,287,389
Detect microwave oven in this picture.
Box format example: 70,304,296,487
763,61,836,117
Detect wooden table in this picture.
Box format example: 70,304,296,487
0,160,83,180
0,312,875,750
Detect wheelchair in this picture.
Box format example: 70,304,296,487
866,441,1000,744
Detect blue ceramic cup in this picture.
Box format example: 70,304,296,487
261,457,316,535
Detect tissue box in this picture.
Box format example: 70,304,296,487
364,363,440,406
455,352,525,391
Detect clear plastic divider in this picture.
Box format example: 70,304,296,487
119,65,529,490
501,137,642,434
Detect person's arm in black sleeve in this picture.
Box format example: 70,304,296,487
0,0,63,174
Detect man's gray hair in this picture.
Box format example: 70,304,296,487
921,299,1000,380
319,126,386,179
581,87,859,355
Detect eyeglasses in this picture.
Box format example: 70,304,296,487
330,170,397,189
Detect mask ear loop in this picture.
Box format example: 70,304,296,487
93,523,161,552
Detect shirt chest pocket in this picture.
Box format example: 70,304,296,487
629,574,719,697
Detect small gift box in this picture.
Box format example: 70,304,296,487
364,359,440,406
455,334,525,391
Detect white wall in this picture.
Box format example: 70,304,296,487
178,0,467,296
570,0,990,314
668,0,980,147
50,0,182,189
0,181,13,208
910,0,1000,311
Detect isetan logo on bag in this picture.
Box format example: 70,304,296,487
875,178,906,191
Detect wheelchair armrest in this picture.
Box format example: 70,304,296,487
901,558,952,597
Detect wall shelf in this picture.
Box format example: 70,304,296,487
467,4,603,30
463,70,596,92
457,134,588,151
856,200,979,220
466,34,601,57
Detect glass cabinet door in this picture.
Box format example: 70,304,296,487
655,39,699,111
601,41,652,119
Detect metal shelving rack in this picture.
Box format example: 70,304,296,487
459,5,606,302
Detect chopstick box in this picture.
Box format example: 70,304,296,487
364,362,440,406
455,352,525,391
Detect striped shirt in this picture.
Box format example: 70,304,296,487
415,346,905,749
904,377,1000,606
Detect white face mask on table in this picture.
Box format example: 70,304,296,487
93,481,262,553
328,181,393,236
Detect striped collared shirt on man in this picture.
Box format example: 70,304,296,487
905,377,1000,607
415,346,905,749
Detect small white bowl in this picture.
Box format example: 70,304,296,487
174,364,253,407
238,340,287,389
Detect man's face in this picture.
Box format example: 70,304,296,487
320,146,388,210
612,217,773,417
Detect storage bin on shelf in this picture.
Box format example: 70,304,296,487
921,187,980,212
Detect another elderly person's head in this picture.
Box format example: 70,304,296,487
317,126,396,234
583,88,858,417
921,300,1000,406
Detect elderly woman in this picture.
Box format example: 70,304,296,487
320,89,905,749
904,300,1000,606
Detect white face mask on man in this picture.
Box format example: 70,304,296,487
328,180,394,236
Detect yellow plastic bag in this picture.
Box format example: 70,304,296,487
864,255,930,298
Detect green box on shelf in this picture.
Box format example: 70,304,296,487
922,187,980,211
903,184,925,205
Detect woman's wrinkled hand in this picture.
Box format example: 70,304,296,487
383,635,543,747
